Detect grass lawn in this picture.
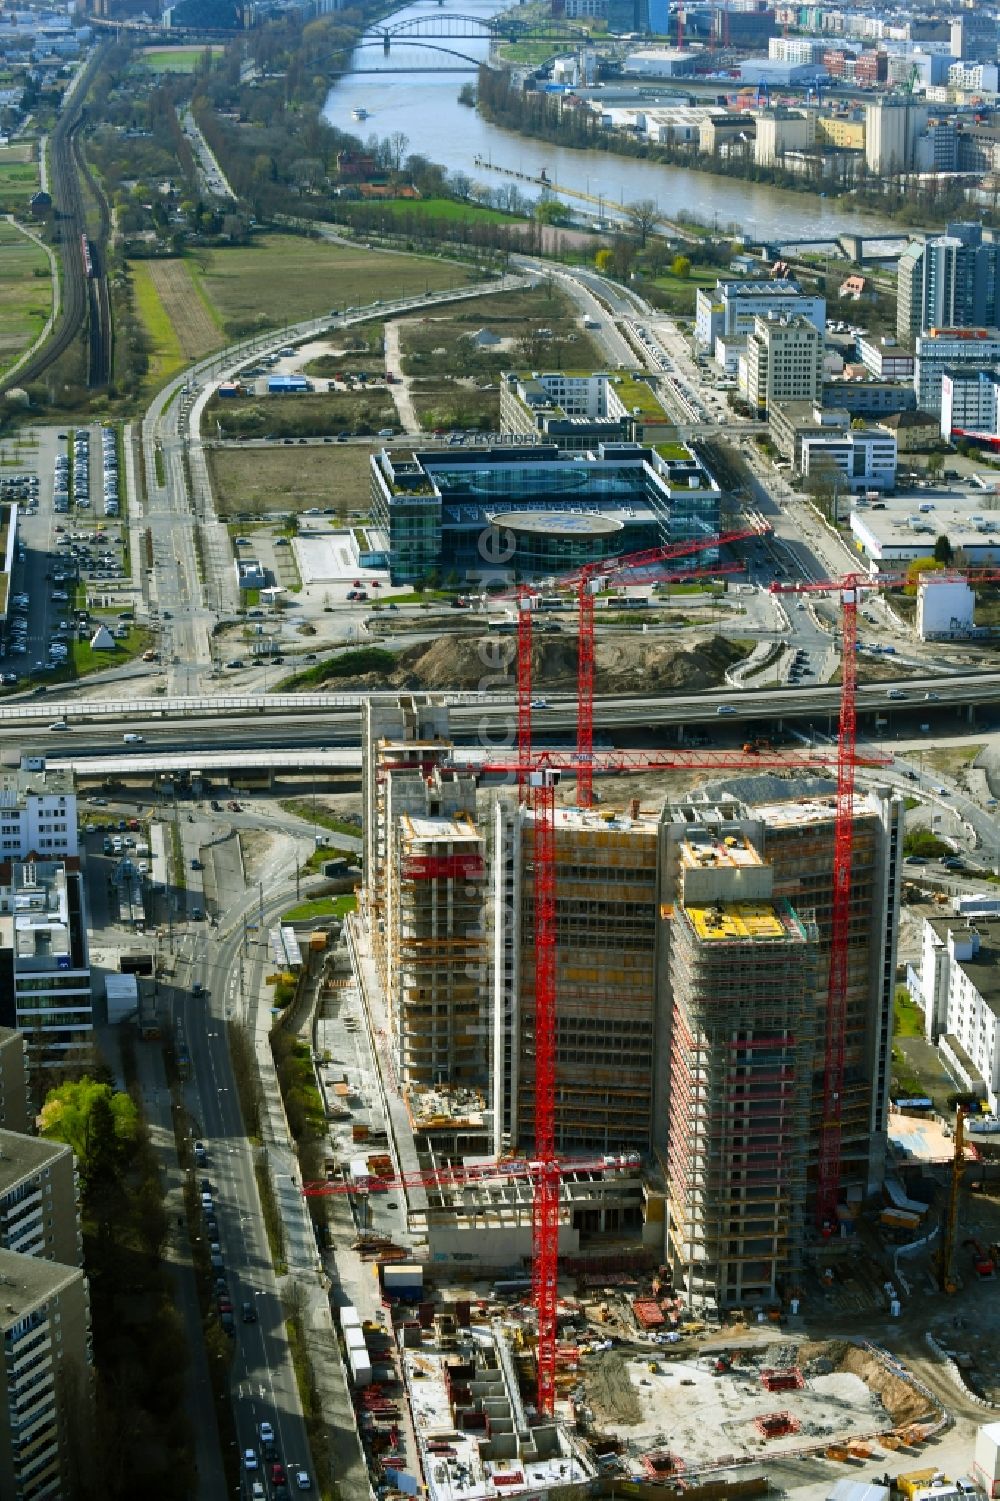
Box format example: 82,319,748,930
190,234,477,339
0,147,39,212
140,45,224,71
649,262,718,317
0,220,50,374
924,744,985,779
894,987,925,1039
282,894,357,922
72,627,151,676
130,261,185,395
205,391,396,439
279,798,362,839
340,196,519,226
208,442,373,516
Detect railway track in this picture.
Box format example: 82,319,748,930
0,46,111,395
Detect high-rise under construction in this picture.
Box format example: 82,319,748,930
362,699,904,1306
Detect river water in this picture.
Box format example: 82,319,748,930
322,0,899,242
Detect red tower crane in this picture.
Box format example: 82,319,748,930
561,522,769,807
771,564,1000,1226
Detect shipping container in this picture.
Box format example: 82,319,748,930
349,1346,372,1387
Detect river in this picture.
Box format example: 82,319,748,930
322,0,900,243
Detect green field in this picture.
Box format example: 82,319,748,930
130,261,185,396
190,234,480,339
341,196,519,226
140,46,223,72
0,144,39,211
0,220,50,375
649,262,721,316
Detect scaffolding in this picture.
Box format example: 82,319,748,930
514,810,661,1156
391,811,488,1089
665,845,819,1310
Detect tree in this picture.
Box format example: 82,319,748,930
904,555,945,593
39,1076,138,1185
670,254,691,279
595,247,613,273
625,197,659,248
926,450,945,480
934,533,954,564
534,196,563,226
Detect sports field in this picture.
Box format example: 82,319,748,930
190,234,476,337
0,220,51,374
140,46,224,72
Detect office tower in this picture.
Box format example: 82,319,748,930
361,696,488,1090
897,223,1000,342
663,830,819,1308
0,862,92,1070
745,314,824,416
951,14,997,64
493,801,663,1158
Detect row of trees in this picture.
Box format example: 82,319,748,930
475,66,999,230
40,1074,193,1500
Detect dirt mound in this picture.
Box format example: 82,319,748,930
586,1350,643,1427
799,1340,936,1426
336,631,749,695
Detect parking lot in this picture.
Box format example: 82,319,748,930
0,424,134,687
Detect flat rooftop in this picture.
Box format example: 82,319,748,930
938,917,1000,1009
685,901,790,943
679,832,764,870
0,1128,70,1192
0,1246,83,1329
0,764,74,799
550,807,662,834
401,813,481,846
850,491,1000,555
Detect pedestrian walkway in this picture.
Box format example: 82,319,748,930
246,924,373,1498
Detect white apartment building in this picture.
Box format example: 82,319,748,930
917,914,1000,1112
694,278,826,358
915,328,1000,415
940,365,1000,441
0,862,92,1069
0,1249,92,1501
947,60,1000,93
768,35,827,64
0,1130,81,1268
745,313,824,415
0,764,77,862
800,428,898,490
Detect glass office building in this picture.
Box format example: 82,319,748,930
369,442,721,583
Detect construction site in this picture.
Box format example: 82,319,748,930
325,533,1000,1500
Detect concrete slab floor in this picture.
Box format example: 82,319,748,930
592,1354,888,1467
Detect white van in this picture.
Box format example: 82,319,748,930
123,732,144,745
